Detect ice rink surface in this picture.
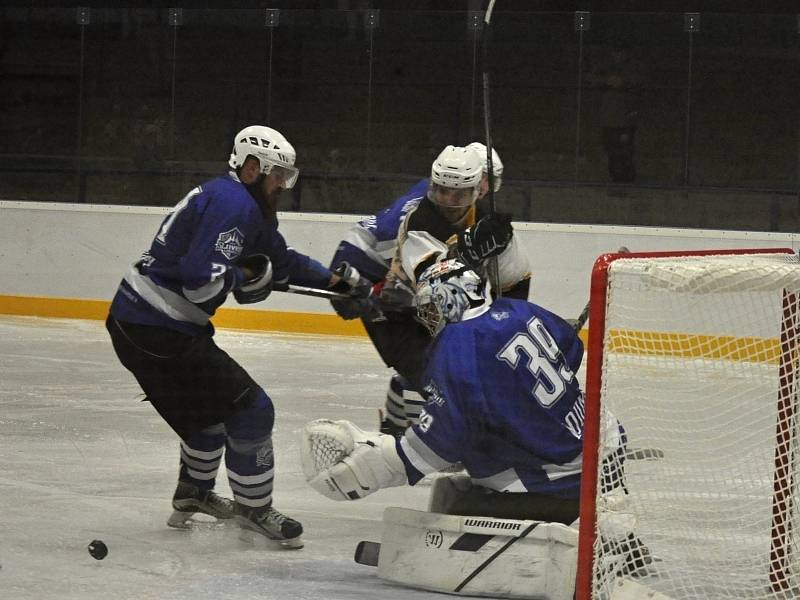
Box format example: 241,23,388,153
0,316,441,600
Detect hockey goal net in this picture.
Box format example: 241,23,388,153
575,248,800,600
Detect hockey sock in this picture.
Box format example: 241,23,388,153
180,423,226,491
179,423,225,490
384,374,426,427
224,390,276,510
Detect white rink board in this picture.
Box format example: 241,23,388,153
1,200,798,321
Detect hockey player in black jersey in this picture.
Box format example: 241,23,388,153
331,144,532,436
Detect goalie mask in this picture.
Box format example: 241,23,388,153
428,145,483,209
415,259,490,336
467,141,504,193
229,125,299,189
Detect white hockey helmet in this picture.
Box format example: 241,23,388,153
467,141,504,192
228,125,299,189
415,258,491,336
429,145,483,208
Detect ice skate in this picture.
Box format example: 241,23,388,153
237,504,303,549
167,480,237,529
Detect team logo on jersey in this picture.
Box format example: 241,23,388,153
491,311,510,321
423,381,446,407
215,227,245,260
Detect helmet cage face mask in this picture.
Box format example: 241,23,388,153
415,260,488,336
229,126,299,189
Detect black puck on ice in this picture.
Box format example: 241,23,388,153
88,540,108,560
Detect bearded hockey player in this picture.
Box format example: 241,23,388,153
107,125,372,549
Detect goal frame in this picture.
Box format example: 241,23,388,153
574,247,797,600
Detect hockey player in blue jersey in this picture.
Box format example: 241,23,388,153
106,125,373,548
329,143,532,439
304,258,624,524
303,260,649,596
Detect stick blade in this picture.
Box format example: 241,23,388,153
354,540,381,567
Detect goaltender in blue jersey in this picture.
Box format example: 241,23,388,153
304,258,624,524
303,260,651,596
402,282,590,499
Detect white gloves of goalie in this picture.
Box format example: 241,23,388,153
302,419,408,501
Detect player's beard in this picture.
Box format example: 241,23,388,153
259,189,282,220
247,176,282,220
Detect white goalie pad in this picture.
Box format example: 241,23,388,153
370,507,578,600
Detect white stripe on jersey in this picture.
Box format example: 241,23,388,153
124,264,211,325
343,225,389,268
471,469,528,492
183,271,226,303
401,428,458,476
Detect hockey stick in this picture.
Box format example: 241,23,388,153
572,246,630,332
481,0,503,297
273,283,350,301
481,0,498,217
273,284,417,322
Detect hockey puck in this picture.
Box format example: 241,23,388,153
88,540,108,560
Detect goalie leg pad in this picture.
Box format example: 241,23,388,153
374,507,578,600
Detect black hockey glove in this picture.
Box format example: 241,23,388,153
329,262,381,320
457,213,514,269
233,254,273,304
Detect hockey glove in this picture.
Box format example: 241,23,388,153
457,213,513,269
233,254,273,304
305,421,408,501
329,262,381,320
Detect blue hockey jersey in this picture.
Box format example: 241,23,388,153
110,172,332,335
397,297,621,499
330,178,429,282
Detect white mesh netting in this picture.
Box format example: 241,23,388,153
300,419,355,481
589,252,800,600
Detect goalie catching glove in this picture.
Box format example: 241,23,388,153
456,213,513,269
301,419,407,501
328,262,381,320
233,254,273,304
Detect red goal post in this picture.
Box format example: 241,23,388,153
575,247,800,600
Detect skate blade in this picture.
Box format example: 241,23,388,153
238,528,304,550
167,510,231,530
